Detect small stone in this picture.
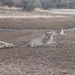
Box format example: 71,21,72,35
48,71,51,73
62,70,68,74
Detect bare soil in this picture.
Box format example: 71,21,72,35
0,11,75,75
0,18,75,29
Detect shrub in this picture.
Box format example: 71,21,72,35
57,1,70,8
0,0,14,7
21,0,42,11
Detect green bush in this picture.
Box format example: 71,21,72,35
21,0,42,11
58,1,70,8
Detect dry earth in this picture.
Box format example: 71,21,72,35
0,29,75,75
0,9,75,75
0,18,75,29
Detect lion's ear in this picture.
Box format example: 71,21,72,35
50,33,53,35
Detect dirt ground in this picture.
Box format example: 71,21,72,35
0,10,75,75
0,17,75,29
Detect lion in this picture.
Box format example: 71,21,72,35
0,41,15,49
29,32,58,47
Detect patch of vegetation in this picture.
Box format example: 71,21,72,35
0,0,75,10
57,1,70,8
21,0,42,11
0,0,14,7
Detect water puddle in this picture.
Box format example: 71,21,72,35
0,28,75,36
0,28,75,31
0,28,50,31
65,28,75,31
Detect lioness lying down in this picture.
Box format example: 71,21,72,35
29,33,58,47
0,41,15,49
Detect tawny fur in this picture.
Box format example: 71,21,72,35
46,27,66,36
29,33,58,47
0,41,15,49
